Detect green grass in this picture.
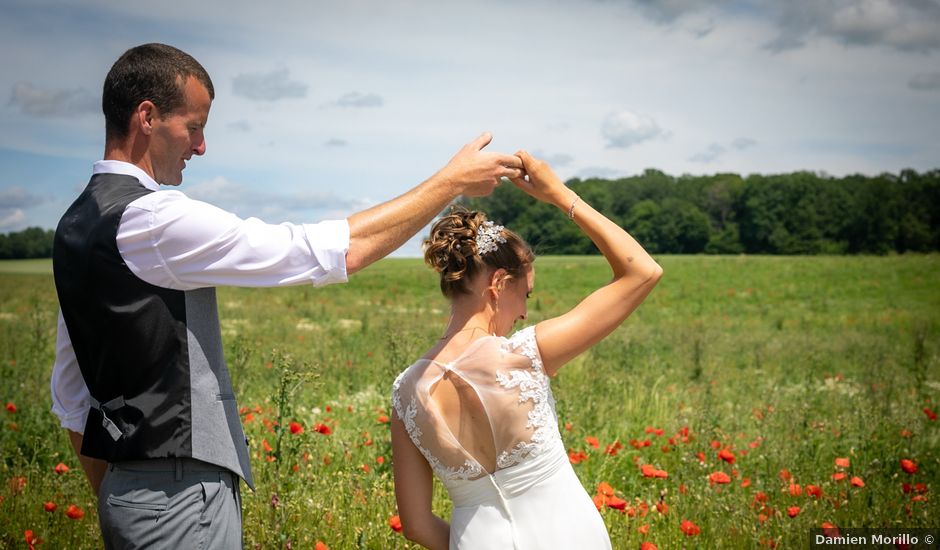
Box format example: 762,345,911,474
0,255,938,549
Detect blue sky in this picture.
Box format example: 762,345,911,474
1,0,938,254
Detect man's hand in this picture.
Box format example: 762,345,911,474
435,133,525,197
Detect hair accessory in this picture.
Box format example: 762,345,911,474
475,220,506,255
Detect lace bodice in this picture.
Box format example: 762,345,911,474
391,326,560,483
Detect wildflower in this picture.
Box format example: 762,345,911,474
741,477,751,488
806,485,823,498
641,464,667,478
901,459,918,474
831,472,847,482
262,439,273,453
585,436,600,449
376,456,385,465
592,494,605,510
65,504,84,520
630,439,651,449
638,524,650,535
834,457,850,468
607,496,627,511
289,422,303,435
568,449,588,464
8,476,26,494
5,402,15,413
709,471,731,485
315,542,329,550
696,452,706,463
597,482,615,497
821,522,841,538
900,428,913,438
43,502,56,512
641,542,657,550
787,506,800,518
564,422,573,431
604,441,623,456
680,519,701,536
850,476,865,487
788,483,802,497
655,501,668,515
53,463,70,475
779,469,792,482
924,407,937,421
376,414,389,424
314,423,332,435
25,530,40,550
718,448,736,464
388,515,402,533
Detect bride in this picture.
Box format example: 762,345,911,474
390,150,663,549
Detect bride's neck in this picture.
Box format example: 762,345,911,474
442,301,495,340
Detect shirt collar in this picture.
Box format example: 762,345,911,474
93,160,160,191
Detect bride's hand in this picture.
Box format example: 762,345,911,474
509,150,578,211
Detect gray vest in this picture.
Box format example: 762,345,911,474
53,173,253,488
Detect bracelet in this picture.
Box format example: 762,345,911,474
567,196,581,220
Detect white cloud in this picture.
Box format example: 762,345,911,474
0,209,27,231
231,68,307,101
601,111,666,149
689,143,726,163
0,187,46,208
9,82,97,117
334,92,383,108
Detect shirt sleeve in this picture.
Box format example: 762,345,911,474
50,310,91,433
116,190,350,291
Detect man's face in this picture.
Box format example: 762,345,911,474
149,76,211,186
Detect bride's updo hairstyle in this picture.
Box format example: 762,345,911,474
424,206,534,299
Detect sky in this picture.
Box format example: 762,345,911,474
1,0,938,255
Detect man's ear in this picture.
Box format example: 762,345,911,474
135,100,157,136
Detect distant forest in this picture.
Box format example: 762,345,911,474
462,168,940,255
2,169,938,259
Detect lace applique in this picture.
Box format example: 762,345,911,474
392,369,485,482
494,326,560,469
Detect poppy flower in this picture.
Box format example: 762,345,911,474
821,522,841,538
806,485,823,498
43,501,56,512
779,469,792,482
641,542,657,550
834,457,850,468
377,414,389,424
753,491,769,505
568,449,588,464
5,402,15,413
655,501,668,515
604,441,623,456
607,496,627,511
640,464,668,478
585,436,600,449
787,506,800,518
262,439,273,453
831,472,846,481
315,542,329,550
8,476,26,494
592,494,605,510
564,422,573,431
788,483,802,497
630,439,651,449
696,452,706,464
376,456,385,465
314,423,332,435
850,476,865,487
718,448,736,464
596,482,615,496
53,463,69,475
925,407,937,421
709,471,731,485
741,477,751,488
901,459,918,474
900,428,913,438
638,524,650,535
289,422,303,435
388,515,402,533
680,519,701,536
65,504,84,520
24,530,40,550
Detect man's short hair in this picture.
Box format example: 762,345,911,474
103,43,215,140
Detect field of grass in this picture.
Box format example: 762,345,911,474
1,255,938,549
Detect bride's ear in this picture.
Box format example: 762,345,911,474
488,268,508,296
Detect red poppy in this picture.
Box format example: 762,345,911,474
787,506,800,518
262,439,273,453
592,494,605,510
680,519,701,536
5,402,15,413
24,530,40,550
607,496,627,511
630,439,651,449
596,482,614,496
924,407,937,421
43,501,56,512
315,542,329,550
655,501,668,515
806,485,823,498
901,459,918,474
834,457,850,468
314,423,332,435
388,515,402,533
65,504,84,520
779,469,792,482
640,542,657,550
709,471,731,485
821,522,841,538
900,428,913,438
568,449,588,464
831,472,846,481
641,464,668,478
638,524,650,535
377,414,389,424
850,476,865,487
289,422,303,435
564,422,573,431
718,448,736,464
376,456,385,465
741,477,751,488
788,483,802,497
585,436,600,449
696,452,706,464
8,476,26,494
53,463,69,475
604,441,624,456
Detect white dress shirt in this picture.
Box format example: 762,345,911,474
51,160,350,432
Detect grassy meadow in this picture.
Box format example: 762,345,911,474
0,254,938,549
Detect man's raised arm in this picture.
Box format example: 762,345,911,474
345,133,523,274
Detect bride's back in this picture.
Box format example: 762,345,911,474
391,327,557,483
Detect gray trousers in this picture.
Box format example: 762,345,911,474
97,458,242,550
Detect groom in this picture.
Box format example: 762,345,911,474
50,43,522,549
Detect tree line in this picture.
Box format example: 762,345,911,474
462,168,940,255
1,169,938,258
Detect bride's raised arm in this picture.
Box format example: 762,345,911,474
511,150,663,376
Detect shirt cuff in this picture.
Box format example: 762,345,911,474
301,219,349,286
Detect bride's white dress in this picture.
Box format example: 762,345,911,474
392,326,612,550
